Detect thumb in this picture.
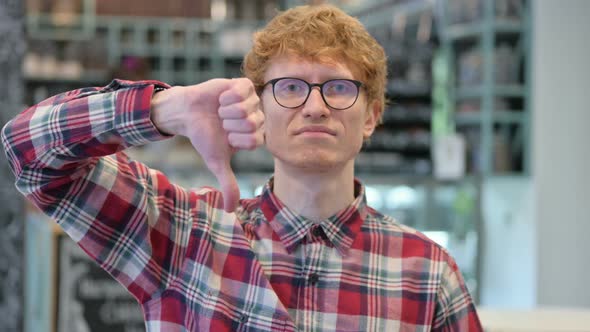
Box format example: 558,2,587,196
207,158,240,213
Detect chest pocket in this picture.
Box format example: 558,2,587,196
184,209,296,331
194,278,295,332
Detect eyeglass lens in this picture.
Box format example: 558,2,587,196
273,78,359,109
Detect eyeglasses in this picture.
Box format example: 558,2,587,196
263,77,363,110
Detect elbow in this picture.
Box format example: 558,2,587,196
1,119,23,177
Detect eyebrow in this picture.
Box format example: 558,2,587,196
272,75,355,82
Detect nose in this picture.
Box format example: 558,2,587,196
301,87,330,119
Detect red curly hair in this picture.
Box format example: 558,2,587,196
242,4,388,121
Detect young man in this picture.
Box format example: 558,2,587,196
2,5,482,332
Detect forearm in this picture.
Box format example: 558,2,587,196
150,85,187,136
1,79,170,193
1,79,199,302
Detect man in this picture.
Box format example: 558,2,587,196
2,5,482,331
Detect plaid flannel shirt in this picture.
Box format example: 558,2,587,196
2,80,482,331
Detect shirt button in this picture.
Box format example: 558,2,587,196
312,226,327,240
240,314,248,323
309,273,320,285
312,227,322,236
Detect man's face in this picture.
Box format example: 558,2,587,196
261,54,379,172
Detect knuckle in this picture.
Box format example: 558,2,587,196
245,137,258,150
244,119,256,132
257,110,265,123
251,96,261,108
247,81,256,94
222,120,232,131
231,90,246,103
230,105,246,118
247,114,260,129
228,133,239,146
237,79,256,97
238,77,253,87
251,95,260,107
236,135,255,150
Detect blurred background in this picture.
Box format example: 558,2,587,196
0,0,589,331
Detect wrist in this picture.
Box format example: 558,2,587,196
150,86,185,136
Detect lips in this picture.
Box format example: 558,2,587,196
294,125,337,136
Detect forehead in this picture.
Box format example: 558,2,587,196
264,54,358,82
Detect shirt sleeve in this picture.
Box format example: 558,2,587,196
432,253,483,331
1,79,215,304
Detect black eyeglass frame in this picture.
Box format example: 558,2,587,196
262,77,364,110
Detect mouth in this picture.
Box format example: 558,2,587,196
294,125,337,136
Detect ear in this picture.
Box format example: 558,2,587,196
363,100,380,139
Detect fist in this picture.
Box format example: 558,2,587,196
151,78,265,212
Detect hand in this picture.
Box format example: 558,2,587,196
151,78,264,212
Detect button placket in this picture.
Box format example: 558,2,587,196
239,314,248,323
308,272,320,285
311,224,329,241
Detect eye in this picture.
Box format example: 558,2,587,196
325,80,355,95
332,83,348,92
285,83,301,92
275,79,306,95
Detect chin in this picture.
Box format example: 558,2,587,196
290,156,339,171
271,145,357,172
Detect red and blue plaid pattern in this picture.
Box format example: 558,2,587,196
2,80,482,331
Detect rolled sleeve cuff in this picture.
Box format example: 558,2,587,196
109,79,173,146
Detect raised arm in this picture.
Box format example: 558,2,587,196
1,78,263,303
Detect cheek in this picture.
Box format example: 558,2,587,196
261,91,275,110
261,97,294,137
262,110,288,146
261,97,274,134
345,113,366,138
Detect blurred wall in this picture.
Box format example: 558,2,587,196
0,1,26,331
96,0,210,17
480,177,536,308
533,0,590,307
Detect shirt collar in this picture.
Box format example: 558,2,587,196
259,177,368,256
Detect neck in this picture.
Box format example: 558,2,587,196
272,160,356,221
